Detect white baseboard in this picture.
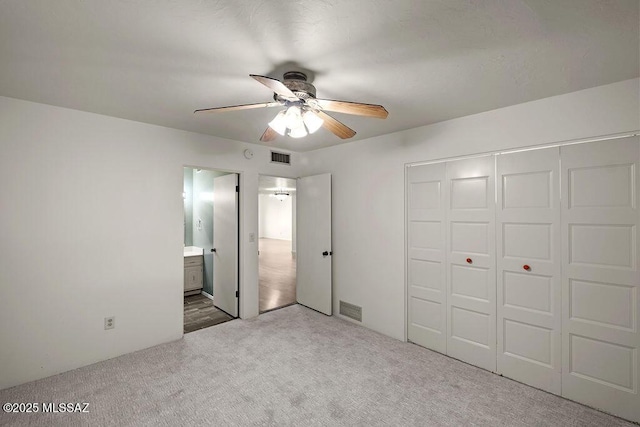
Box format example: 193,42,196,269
201,291,214,301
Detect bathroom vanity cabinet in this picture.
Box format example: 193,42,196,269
184,255,203,295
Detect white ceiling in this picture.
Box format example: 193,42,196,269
0,1,638,152
258,175,296,195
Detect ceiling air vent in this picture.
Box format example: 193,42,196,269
271,151,291,165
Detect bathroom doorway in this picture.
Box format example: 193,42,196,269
183,166,239,333
258,175,297,313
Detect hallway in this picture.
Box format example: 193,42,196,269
259,238,296,313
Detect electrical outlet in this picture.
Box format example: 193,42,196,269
104,316,115,330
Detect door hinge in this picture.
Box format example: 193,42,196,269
235,185,239,192
235,290,239,298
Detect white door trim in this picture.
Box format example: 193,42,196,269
406,132,639,169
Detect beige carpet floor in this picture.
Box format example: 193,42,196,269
0,304,634,426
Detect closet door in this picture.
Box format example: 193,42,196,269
496,148,561,394
561,137,640,423
446,156,496,372
407,163,447,354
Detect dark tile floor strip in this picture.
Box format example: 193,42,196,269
184,294,234,333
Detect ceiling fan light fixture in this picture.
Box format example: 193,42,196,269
196,72,388,142
270,106,315,139
288,122,308,138
268,110,287,135
273,190,290,201
284,106,302,129
303,110,323,134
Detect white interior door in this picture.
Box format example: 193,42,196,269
213,173,238,317
407,162,447,354
496,147,561,393
297,173,332,315
561,137,640,423
446,156,496,372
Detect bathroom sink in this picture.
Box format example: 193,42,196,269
183,246,203,257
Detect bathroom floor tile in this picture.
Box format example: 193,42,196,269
183,294,234,333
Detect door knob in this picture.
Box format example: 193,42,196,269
322,251,329,257
211,248,217,253
523,264,531,271
466,258,472,264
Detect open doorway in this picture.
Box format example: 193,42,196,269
183,166,239,333
258,175,297,313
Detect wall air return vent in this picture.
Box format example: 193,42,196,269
271,151,291,165
339,301,362,322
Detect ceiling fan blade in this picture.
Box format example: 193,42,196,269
260,126,278,142
315,110,356,139
250,74,299,101
314,99,388,118
194,101,280,114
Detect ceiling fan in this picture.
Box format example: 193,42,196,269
194,71,388,142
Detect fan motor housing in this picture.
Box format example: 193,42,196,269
281,71,316,99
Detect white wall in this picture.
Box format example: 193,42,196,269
300,78,640,341
1,78,638,390
0,96,302,389
258,193,293,240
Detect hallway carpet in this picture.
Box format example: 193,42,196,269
0,305,633,426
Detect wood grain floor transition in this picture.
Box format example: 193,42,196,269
183,293,233,333
259,238,296,313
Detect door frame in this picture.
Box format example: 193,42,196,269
183,165,241,320
257,174,298,314
182,164,306,323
